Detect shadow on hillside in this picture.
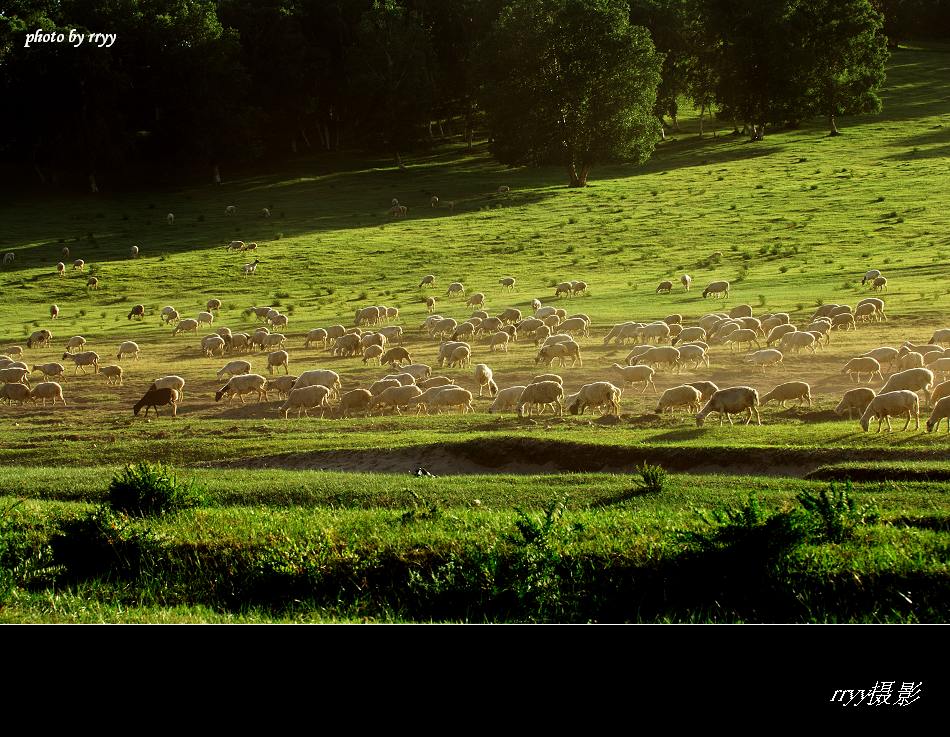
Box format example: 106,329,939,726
885,143,950,161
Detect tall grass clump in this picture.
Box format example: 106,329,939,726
796,481,879,543
108,462,205,517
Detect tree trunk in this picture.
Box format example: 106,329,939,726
299,126,312,148
291,137,297,154
671,114,679,131
88,173,99,193
428,121,434,141
828,114,841,136
568,161,590,188
698,103,705,138
213,164,221,184
438,120,445,137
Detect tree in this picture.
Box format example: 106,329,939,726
799,0,889,135
478,0,663,187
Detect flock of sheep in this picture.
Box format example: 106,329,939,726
4,256,950,434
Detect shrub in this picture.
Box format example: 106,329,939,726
778,265,789,274
631,462,667,495
796,482,879,543
108,462,205,517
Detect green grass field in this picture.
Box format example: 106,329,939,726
1,47,949,622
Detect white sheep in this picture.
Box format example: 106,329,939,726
116,341,140,361
930,380,950,406
161,307,180,324
681,274,692,291
31,363,65,382
860,390,919,432
725,329,761,352
304,329,329,350
64,336,87,354
30,381,65,406
655,385,703,416
744,349,784,373
409,386,475,415
880,368,934,403
130,245,140,259
293,370,342,400
499,277,516,291
217,360,251,379
242,259,261,276
0,382,32,405
261,208,271,218
925,396,950,433
166,213,175,225
760,381,811,408
610,364,657,394
535,341,581,368
568,382,622,416
897,351,925,371
842,357,883,383
265,375,298,400
448,345,471,368
215,373,268,404
337,389,373,418
173,319,200,337
702,280,730,299
696,387,761,426
488,385,527,414
201,335,226,357
73,259,85,272
226,205,236,215
835,388,876,419
861,269,881,285
266,350,290,374
779,331,816,354
688,381,720,401
363,345,384,365
517,381,564,417
151,375,186,400
631,346,679,372
367,385,423,415
50,304,60,320
99,365,124,386
929,329,950,347
56,262,65,277
279,385,330,419
62,351,100,375
473,364,498,397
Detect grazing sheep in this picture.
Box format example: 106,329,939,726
279,385,330,419
530,299,542,312
861,269,881,285
161,307,180,324
127,304,145,321
31,363,65,382
929,329,950,347
27,329,53,350
369,379,401,396
842,357,883,383
677,343,710,369
673,327,707,345
215,374,268,404
603,322,643,346
928,357,950,380
702,280,730,299
517,381,565,417
860,390,919,432
116,341,140,361
50,304,60,320
62,351,99,375
64,336,87,354
56,262,65,277
134,386,179,417
925,396,950,433
30,381,66,406
166,213,175,225
930,380,950,406
419,275,436,289
337,389,373,418
62,246,70,259
570,280,588,296
860,347,898,372
554,281,573,298
495,277,517,293
687,381,720,402
379,347,412,368
535,341,582,368
151,376,186,400
656,280,674,294
242,259,261,277
0,367,30,386
244,243,258,252
0,382,32,405
631,346,679,372
435,341,468,368
681,274,692,291
227,241,245,251
424,296,437,313
830,313,856,331
880,368,934,403
303,329,329,350
897,351,925,371
835,387,876,419
488,385,528,414
765,324,797,346
446,282,465,298
206,299,222,314
367,385,423,415
569,382,622,416
452,322,478,342
217,360,251,379
228,333,251,353
743,349,784,373
696,386,761,426
655,385,703,416
610,364,657,394
872,276,887,291
129,245,140,260
448,344,472,368
466,292,486,310
474,364,499,397
360,332,386,350
418,376,454,390
900,342,943,357
725,329,761,352
363,345,384,365
557,317,590,338
260,333,287,351
266,350,290,374
73,259,85,272
531,374,564,386
201,335,226,357
489,331,511,352
497,185,510,194
760,381,811,408
293,370,342,400
410,386,475,415
99,365,124,386
779,331,816,354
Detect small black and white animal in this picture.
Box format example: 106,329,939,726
133,386,179,417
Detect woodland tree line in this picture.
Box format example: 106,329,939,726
0,0,947,190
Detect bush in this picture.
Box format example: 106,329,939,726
632,462,667,495
796,482,879,543
108,462,205,517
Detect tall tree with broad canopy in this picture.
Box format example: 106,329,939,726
478,0,663,187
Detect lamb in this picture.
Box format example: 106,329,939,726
743,349,783,373
337,389,373,418
30,382,66,406
656,280,674,294
681,274,692,291
50,305,60,320
56,262,65,277
725,329,761,352
161,307,180,324
264,374,298,400
779,331,817,354
166,213,175,225
293,370,342,400
99,365,124,386
201,335,226,357
535,341,581,368
474,364,499,397
436,341,469,368
62,351,100,375
150,375,186,400
215,373,268,404
31,363,65,381
499,277,516,291
466,292,486,310
446,282,465,297
835,388,876,419
0,382,31,405
134,386,179,417
489,331,511,352
116,341,140,361
696,386,761,426
517,381,565,418
530,299,542,312
861,269,881,285
655,385,703,416
488,386,527,414
925,396,950,433
227,241,245,251
871,276,888,291
363,345,384,365
217,360,251,379
64,336,87,354
279,385,331,419
367,385,423,415
760,381,811,408
859,390,919,432
448,344,472,368
27,330,53,349
380,347,412,367
73,259,85,272
609,364,657,393
242,259,261,276
127,304,145,321
879,368,934,402
842,357,883,383
425,297,437,313
570,280,588,296
702,280,730,299
568,382,622,416
267,350,290,374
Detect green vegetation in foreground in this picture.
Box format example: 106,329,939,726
1,466,947,622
